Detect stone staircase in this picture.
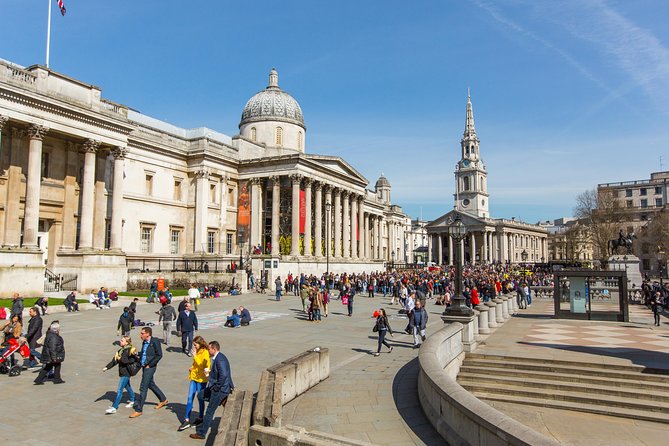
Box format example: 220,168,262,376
457,353,669,424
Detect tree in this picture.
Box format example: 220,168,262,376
573,188,623,262
640,209,669,275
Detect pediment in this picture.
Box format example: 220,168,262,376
427,209,486,231
302,154,368,186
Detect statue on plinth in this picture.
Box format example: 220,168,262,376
609,230,636,255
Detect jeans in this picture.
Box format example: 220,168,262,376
347,301,353,316
162,321,172,345
527,291,532,305
113,375,135,409
313,309,321,321
181,330,194,353
377,329,391,353
196,389,228,438
276,290,281,301
28,349,42,368
147,291,158,303
185,380,206,421
134,366,166,412
413,326,425,346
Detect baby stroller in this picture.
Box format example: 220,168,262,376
0,338,31,377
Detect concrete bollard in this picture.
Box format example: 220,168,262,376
486,301,498,329
505,295,514,316
494,298,505,324
511,293,519,313
476,304,490,334
501,296,510,319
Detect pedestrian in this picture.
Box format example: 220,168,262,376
177,302,198,356
129,298,138,324
34,321,65,385
178,336,210,431
299,284,309,313
102,335,139,414
35,296,49,315
130,327,169,418
158,301,177,345
373,308,393,356
148,279,158,303
346,287,354,317
651,291,663,326
25,307,43,368
312,289,323,322
188,284,201,311
10,292,24,320
409,299,428,348
189,341,234,440
275,276,282,301
117,307,134,337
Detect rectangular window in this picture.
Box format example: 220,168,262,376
643,259,650,271
656,186,663,195
626,200,633,208
641,199,648,208
170,229,180,254
228,187,235,207
41,152,50,178
174,179,182,201
140,226,153,253
656,198,663,207
207,231,216,254
226,233,233,255
145,174,153,196
105,220,111,250
640,188,647,196
625,189,632,197
210,183,217,203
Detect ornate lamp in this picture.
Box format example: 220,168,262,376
521,249,528,263
444,215,474,317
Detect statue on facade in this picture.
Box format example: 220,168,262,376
609,230,636,255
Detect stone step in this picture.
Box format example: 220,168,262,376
473,392,669,425
459,381,669,414
465,352,669,374
458,365,669,392
461,358,669,383
457,373,669,403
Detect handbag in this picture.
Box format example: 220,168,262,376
36,333,46,347
341,296,349,305
372,322,379,333
127,359,141,377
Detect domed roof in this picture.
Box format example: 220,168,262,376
240,68,305,129
375,174,391,189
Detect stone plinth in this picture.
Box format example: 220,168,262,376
0,248,44,297
501,296,510,319
608,255,643,289
476,304,490,334
442,314,478,352
53,251,127,292
494,298,505,324
485,301,498,329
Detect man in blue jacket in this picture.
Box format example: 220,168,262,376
190,340,233,440
176,301,198,356
130,327,168,418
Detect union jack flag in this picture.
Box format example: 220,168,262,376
57,0,66,16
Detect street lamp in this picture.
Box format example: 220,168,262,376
325,201,332,278
391,251,395,269
444,215,474,317
521,249,528,264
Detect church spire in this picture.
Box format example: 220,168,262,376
464,88,476,137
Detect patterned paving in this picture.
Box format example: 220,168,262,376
149,310,287,330
523,323,669,353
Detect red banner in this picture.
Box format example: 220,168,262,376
237,180,250,244
299,190,306,233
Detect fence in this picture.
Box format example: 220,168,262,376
44,269,78,292
126,258,240,274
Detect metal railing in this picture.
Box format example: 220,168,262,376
126,257,240,274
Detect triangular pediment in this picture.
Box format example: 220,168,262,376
426,209,487,231
302,154,368,186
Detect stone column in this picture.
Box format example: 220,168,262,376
324,185,333,257
250,177,263,249
357,198,364,259
342,191,350,258
364,213,370,259
270,176,280,256
483,231,488,263
437,234,443,265
333,189,342,258
60,142,78,250
350,196,357,259
92,154,108,250
78,138,98,250
303,178,313,256
2,127,23,247
110,147,127,251
427,234,432,263
470,233,476,265
290,174,301,256
22,124,49,248
377,216,384,259
194,169,209,253
448,234,453,266
0,116,7,169
314,183,323,257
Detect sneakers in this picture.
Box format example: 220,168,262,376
125,401,135,408
373,352,380,357
105,407,117,414
388,346,393,354
178,420,191,431
155,400,169,410
129,411,143,418
53,379,66,384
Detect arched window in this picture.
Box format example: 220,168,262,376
297,131,303,150
250,127,257,141
463,176,470,191
275,127,283,146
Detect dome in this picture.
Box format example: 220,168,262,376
375,174,391,189
240,68,305,129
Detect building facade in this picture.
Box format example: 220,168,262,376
0,61,409,295
426,93,548,264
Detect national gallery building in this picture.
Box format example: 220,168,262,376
426,94,548,265
0,60,410,296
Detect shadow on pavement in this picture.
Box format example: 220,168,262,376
94,390,118,404
517,342,669,372
391,357,444,445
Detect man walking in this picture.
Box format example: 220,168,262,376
25,307,43,368
158,301,177,345
176,302,198,356
275,276,282,301
189,341,233,440
409,299,428,348
130,327,168,418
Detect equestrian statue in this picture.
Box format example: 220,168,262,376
609,230,636,255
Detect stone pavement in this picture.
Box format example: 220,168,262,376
1,290,442,446
476,298,669,446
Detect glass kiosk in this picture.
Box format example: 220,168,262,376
553,269,629,322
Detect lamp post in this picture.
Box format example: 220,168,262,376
391,251,395,270
444,215,474,317
521,249,528,265
325,201,332,278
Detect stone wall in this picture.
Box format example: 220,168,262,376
126,271,246,291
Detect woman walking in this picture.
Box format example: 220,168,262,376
651,291,663,326
34,321,66,385
347,286,354,317
178,335,211,431
102,335,138,414
373,308,393,357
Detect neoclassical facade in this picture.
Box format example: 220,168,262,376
0,60,409,295
426,93,548,265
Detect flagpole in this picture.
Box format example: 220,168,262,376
46,0,52,68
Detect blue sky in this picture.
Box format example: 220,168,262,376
2,0,669,224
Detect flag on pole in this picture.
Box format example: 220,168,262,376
57,0,66,16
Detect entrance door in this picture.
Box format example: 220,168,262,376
38,219,50,265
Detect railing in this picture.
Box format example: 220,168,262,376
60,273,78,291
100,98,128,116
126,257,240,274
1,61,37,86
44,268,60,292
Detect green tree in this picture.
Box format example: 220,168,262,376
573,188,623,262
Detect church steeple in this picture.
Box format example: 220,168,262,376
461,89,481,161
464,88,476,138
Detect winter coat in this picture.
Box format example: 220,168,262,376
117,311,133,333
158,304,177,323
11,297,24,319
409,307,428,331
106,345,138,377
26,314,43,349
42,331,65,364
375,315,393,334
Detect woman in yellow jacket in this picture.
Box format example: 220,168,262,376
178,335,210,431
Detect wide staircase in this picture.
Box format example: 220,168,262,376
457,353,669,424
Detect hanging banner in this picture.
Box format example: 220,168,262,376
237,180,250,244
299,189,306,233
569,276,587,314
